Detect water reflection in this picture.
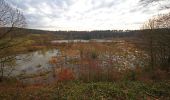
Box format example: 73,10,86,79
51,39,113,43
14,49,59,76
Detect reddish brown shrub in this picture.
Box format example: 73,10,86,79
110,69,123,81
49,57,58,64
57,68,75,82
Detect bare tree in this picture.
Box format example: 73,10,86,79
155,13,170,28
0,0,26,81
142,13,170,71
142,18,157,70
155,13,170,71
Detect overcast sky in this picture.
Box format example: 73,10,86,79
7,0,170,31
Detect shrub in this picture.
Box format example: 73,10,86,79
57,68,75,82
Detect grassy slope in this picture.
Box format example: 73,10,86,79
0,81,170,100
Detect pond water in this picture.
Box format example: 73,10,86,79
51,39,113,43
13,49,59,75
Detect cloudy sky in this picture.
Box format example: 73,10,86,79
7,0,170,31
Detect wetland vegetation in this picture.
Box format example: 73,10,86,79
0,0,170,99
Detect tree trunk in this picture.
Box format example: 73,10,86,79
0,62,4,82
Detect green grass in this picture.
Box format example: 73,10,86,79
0,81,170,100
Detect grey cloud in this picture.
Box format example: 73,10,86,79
7,0,71,28
92,1,116,8
5,0,170,30
91,0,122,11
139,0,162,6
129,5,153,15
139,0,170,10
127,0,170,16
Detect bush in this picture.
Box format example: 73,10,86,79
57,68,75,82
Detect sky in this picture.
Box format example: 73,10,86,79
7,0,170,31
